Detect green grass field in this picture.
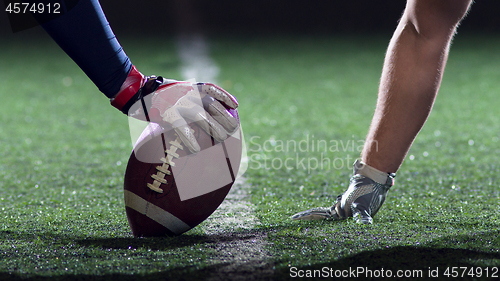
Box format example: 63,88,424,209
1,31,500,280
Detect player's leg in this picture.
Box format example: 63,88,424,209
36,0,238,152
36,0,132,98
293,0,473,223
361,0,473,173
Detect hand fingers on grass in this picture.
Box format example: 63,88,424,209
291,207,335,220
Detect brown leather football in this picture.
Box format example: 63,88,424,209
123,116,242,237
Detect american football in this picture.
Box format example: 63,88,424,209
123,112,242,237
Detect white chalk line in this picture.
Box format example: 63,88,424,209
176,34,273,279
177,34,220,84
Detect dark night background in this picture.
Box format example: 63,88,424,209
1,0,500,37
101,0,500,35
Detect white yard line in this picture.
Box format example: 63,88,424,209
176,35,273,279
177,34,220,83
203,177,274,280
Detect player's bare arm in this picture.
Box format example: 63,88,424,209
293,0,473,224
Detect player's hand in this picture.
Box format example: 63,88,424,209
149,81,239,153
111,67,239,153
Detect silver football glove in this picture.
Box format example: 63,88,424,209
291,160,395,224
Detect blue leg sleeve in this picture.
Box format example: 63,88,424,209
40,0,133,98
